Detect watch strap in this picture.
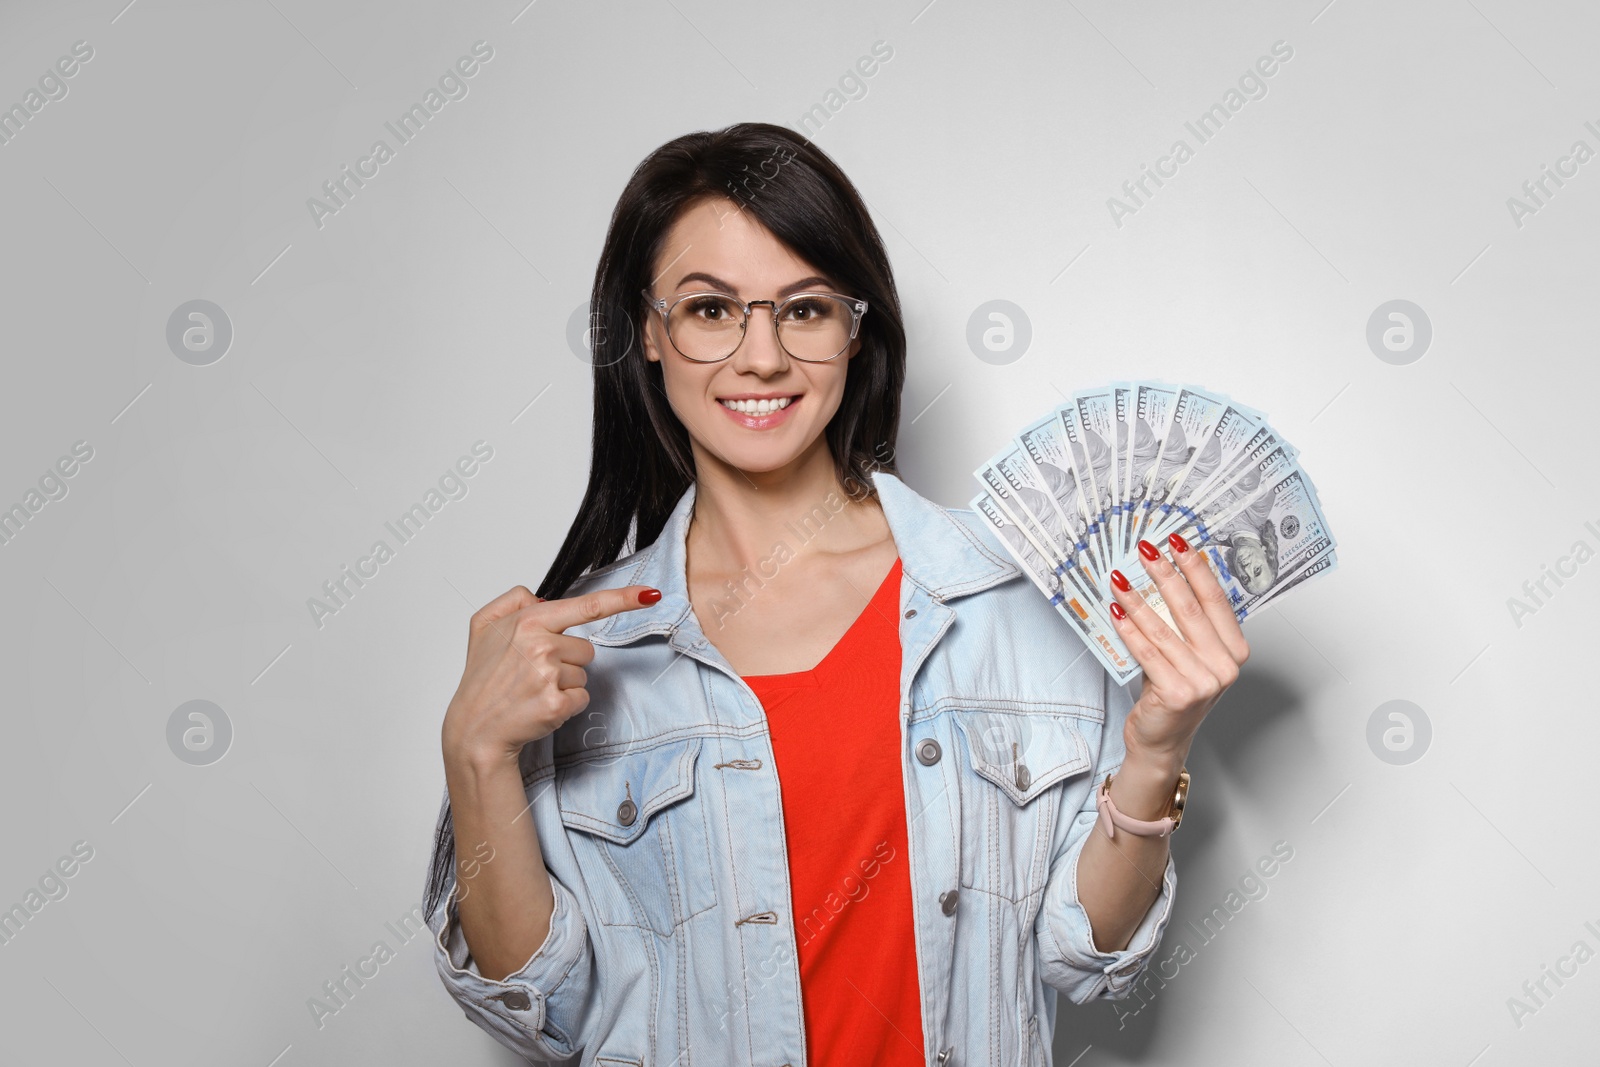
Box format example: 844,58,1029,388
1095,770,1186,840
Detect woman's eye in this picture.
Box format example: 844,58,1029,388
785,299,830,321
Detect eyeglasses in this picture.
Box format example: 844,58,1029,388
641,288,869,364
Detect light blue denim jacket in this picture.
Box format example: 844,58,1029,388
424,470,1178,1066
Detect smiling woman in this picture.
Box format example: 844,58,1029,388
422,122,1234,1066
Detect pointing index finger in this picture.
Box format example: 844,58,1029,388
533,585,663,633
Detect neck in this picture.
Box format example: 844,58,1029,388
685,438,884,580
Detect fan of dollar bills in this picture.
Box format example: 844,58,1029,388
971,381,1337,685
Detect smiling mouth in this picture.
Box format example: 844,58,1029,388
716,395,798,415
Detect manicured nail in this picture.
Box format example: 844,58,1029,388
638,588,662,604
1168,532,1190,554
1109,601,1127,621
1138,539,1160,562
1110,569,1131,592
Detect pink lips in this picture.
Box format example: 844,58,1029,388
716,395,800,430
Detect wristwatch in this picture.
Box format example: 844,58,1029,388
1095,766,1190,840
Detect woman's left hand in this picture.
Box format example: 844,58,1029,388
1107,533,1251,760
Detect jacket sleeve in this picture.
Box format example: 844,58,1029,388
423,778,598,1063
1034,669,1178,1004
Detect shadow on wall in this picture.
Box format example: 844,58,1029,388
1057,665,1308,1062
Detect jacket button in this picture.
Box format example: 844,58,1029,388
1015,763,1031,791
617,798,637,826
500,989,532,1011
915,738,941,765
939,890,958,916
904,608,917,619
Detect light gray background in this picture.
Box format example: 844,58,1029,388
2,0,1596,1064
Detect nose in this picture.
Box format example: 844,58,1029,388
728,301,789,375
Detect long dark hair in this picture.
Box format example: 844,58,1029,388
425,122,907,920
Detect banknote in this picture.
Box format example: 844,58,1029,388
970,490,1139,684
974,380,1338,684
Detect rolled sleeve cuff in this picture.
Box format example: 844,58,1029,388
1038,808,1178,1004
429,872,590,1057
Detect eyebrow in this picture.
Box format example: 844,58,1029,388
673,272,837,298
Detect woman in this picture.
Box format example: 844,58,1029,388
423,122,1249,1065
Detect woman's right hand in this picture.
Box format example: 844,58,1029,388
441,584,661,768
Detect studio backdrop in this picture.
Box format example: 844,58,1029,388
1,0,1595,1064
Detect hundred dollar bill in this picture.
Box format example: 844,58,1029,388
1127,385,1230,550
1072,387,1124,569
1245,547,1339,616
1015,412,1106,577
980,449,1110,616
971,490,1139,684
1113,382,1139,563
1147,435,1299,547
1162,419,1292,533
1169,466,1335,616
1162,402,1265,515
975,463,1062,568
1124,381,1183,562
1056,401,1116,576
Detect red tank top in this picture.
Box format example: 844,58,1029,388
742,556,925,1066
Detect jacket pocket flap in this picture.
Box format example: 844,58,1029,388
557,737,702,846
952,710,1091,806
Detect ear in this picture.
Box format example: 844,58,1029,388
642,311,661,363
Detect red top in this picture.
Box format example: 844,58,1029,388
742,557,925,1066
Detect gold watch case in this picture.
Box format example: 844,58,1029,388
1168,768,1191,830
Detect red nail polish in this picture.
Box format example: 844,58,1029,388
1110,569,1131,592
1168,532,1190,554
1109,601,1127,621
1138,539,1160,562
638,588,662,604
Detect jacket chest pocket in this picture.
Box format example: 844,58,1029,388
557,736,718,937
950,708,1094,902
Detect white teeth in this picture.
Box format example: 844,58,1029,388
720,396,793,415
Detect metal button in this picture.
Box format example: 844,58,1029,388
904,608,917,619
939,889,958,916
617,798,637,826
937,1048,954,1066
1015,763,1031,791
915,738,941,766
500,989,532,1011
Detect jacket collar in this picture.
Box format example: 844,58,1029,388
589,469,1019,645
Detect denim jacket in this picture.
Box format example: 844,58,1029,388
424,470,1178,1066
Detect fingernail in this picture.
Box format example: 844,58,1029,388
1138,539,1160,562
1110,569,1131,593
1168,532,1190,554
1109,601,1127,621
638,588,662,604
